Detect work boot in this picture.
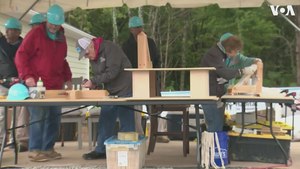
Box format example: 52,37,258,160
44,149,62,160
28,150,40,159
156,136,170,143
82,151,106,160
30,153,49,162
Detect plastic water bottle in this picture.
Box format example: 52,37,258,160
37,77,46,99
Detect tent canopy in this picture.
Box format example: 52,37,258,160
1,0,300,19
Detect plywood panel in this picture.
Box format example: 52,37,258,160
137,32,152,69
190,70,209,98
132,71,150,98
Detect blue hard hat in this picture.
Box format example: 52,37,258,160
4,17,22,30
30,13,45,25
47,4,65,25
220,33,233,42
7,83,29,101
129,16,143,28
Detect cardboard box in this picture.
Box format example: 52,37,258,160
104,136,147,169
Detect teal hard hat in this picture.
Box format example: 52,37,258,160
7,83,29,101
4,17,22,30
47,4,65,25
30,13,45,25
220,33,233,42
129,16,143,28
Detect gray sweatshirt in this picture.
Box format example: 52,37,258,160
90,40,132,97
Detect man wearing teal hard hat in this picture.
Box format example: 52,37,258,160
0,17,24,149
122,16,169,143
123,16,160,68
15,4,72,162
29,13,45,28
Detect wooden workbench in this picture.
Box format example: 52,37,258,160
0,96,218,168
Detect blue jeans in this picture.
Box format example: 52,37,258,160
201,103,225,132
28,106,61,151
95,104,135,153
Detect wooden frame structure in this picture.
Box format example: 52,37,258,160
126,68,214,99
127,31,215,99
228,61,263,96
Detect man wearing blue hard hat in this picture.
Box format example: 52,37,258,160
15,4,72,162
7,13,44,153
200,33,262,132
0,17,24,149
123,16,160,68
29,13,45,28
122,16,169,143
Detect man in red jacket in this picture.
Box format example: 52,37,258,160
15,4,72,162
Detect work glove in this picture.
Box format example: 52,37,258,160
242,64,257,75
217,78,228,84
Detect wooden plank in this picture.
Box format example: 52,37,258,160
117,132,139,141
256,61,263,95
127,96,218,101
125,67,215,71
79,90,109,99
190,69,209,98
66,90,109,99
132,71,150,98
229,62,263,96
45,90,68,99
137,31,152,69
149,71,157,97
232,85,257,94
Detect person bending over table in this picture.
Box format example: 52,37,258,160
76,36,135,160
200,33,258,132
220,33,262,89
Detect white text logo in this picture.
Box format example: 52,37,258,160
270,5,295,16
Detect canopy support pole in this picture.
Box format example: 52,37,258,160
279,12,300,32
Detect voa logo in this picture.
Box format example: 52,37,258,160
270,5,295,16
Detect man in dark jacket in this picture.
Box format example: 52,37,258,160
77,36,135,160
0,18,22,83
122,16,169,142
122,16,160,69
200,35,256,132
0,18,23,148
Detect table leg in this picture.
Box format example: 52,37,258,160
292,109,295,139
12,106,18,164
269,103,288,165
0,106,8,168
194,104,201,169
239,102,246,138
